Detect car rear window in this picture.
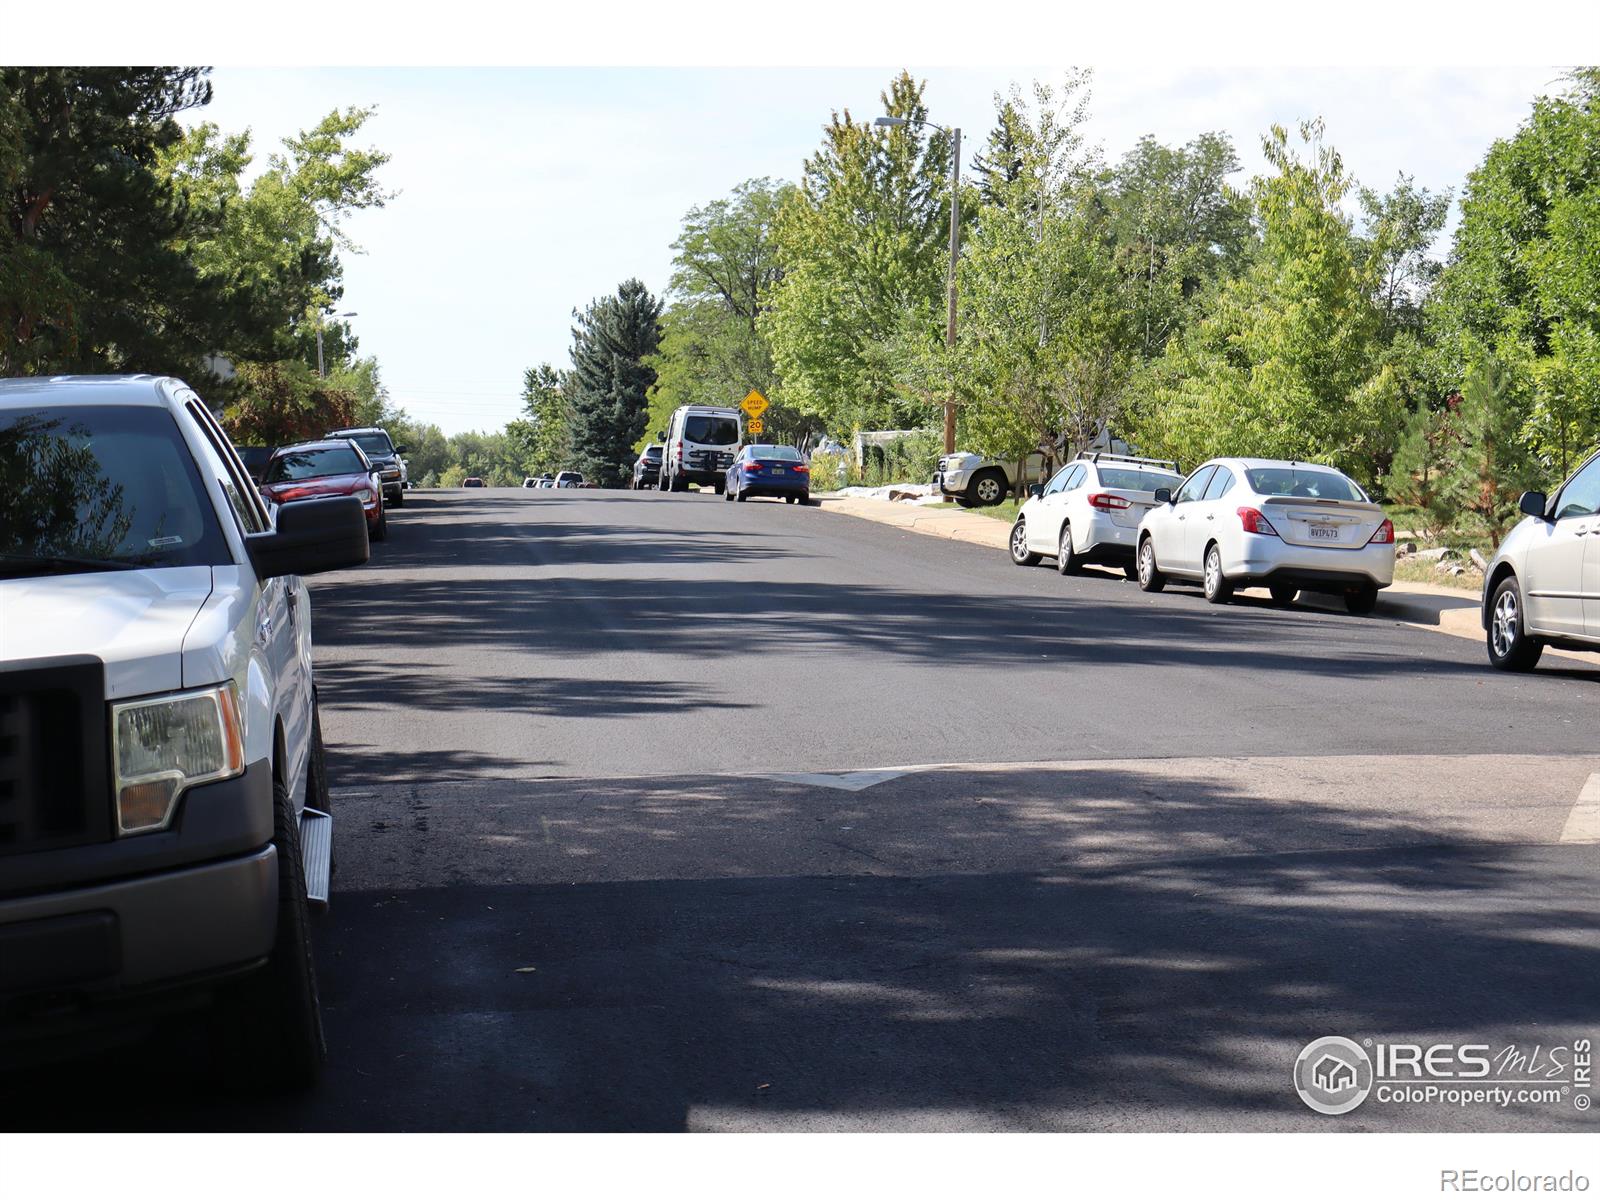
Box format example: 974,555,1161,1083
684,415,739,446
267,446,366,482
1245,467,1365,501
749,445,801,461
342,432,394,458
1097,467,1182,492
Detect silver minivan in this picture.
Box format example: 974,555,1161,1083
1482,447,1600,670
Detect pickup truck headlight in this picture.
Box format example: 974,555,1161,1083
112,684,245,835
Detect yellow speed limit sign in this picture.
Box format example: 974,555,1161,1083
746,417,765,436
741,389,769,418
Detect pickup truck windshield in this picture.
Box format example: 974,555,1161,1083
0,405,231,573
268,446,367,482
342,432,394,459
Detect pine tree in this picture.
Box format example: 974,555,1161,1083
567,280,664,486
1443,357,1540,548
1380,400,1460,540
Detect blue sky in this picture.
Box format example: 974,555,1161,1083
194,65,1566,435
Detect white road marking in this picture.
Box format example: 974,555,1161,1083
757,769,911,792
1559,773,1600,843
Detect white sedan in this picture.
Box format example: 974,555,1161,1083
1135,458,1395,613
1009,454,1184,577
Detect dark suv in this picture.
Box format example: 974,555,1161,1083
633,445,664,489
325,426,408,508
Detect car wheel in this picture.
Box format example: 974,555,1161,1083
713,481,725,495
1269,583,1298,606
1487,575,1542,671
1009,518,1041,566
1056,524,1081,575
1344,584,1380,615
1202,543,1233,604
390,488,404,509
370,509,387,542
1137,537,1166,592
736,487,748,502
967,470,1006,507
211,761,326,1092
723,484,734,501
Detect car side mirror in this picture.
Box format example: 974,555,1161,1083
1519,490,1549,520
246,496,370,579
656,429,667,440
395,444,409,455
1027,484,1043,499
1154,487,1173,505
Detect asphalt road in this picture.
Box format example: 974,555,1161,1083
6,486,1598,1131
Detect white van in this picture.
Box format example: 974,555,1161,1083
658,405,742,493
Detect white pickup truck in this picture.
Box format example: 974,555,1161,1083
0,374,368,1090
934,451,1049,507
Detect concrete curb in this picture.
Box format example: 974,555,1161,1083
814,493,1600,666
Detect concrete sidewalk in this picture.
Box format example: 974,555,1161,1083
815,492,1600,663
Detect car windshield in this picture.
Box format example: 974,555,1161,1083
0,404,230,573
749,444,802,461
341,432,394,458
684,415,739,445
267,445,367,482
1244,467,1365,501
1097,467,1181,492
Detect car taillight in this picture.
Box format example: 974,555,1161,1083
1087,492,1132,512
1367,518,1395,545
745,462,764,472
1238,506,1280,536
794,464,810,474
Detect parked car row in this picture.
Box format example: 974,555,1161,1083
1010,453,1396,615
521,472,586,489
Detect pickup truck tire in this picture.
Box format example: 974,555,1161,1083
213,764,327,1092
391,489,405,509
967,470,1007,507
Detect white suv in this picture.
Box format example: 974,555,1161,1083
1481,448,1600,671
0,375,368,1088
1009,454,1184,577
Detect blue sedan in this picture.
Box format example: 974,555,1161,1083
724,444,812,504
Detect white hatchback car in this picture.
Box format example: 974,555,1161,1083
1009,454,1184,578
1135,458,1395,613
1480,448,1600,671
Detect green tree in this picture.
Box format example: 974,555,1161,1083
646,178,797,444
567,279,664,486
1430,69,1600,476
507,363,572,476
1132,120,1399,483
1380,395,1460,538
762,71,957,431
1357,174,1451,339
954,76,1138,474
0,68,219,375
1103,131,1253,359
1443,356,1542,547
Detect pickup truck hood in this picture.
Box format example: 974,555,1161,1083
0,566,215,699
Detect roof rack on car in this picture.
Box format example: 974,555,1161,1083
1077,451,1181,473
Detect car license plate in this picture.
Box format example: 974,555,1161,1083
771,466,786,473
1308,524,1339,540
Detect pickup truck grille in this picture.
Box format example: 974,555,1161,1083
0,658,111,857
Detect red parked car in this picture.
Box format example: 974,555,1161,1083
261,439,387,541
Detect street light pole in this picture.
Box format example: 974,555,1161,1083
943,127,960,456
316,311,359,379
877,116,962,455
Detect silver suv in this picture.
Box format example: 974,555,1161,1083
1481,447,1600,670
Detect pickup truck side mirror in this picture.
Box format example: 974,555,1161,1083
1519,490,1549,520
1154,487,1173,505
395,444,409,455
1027,484,1043,499
246,496,370,579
